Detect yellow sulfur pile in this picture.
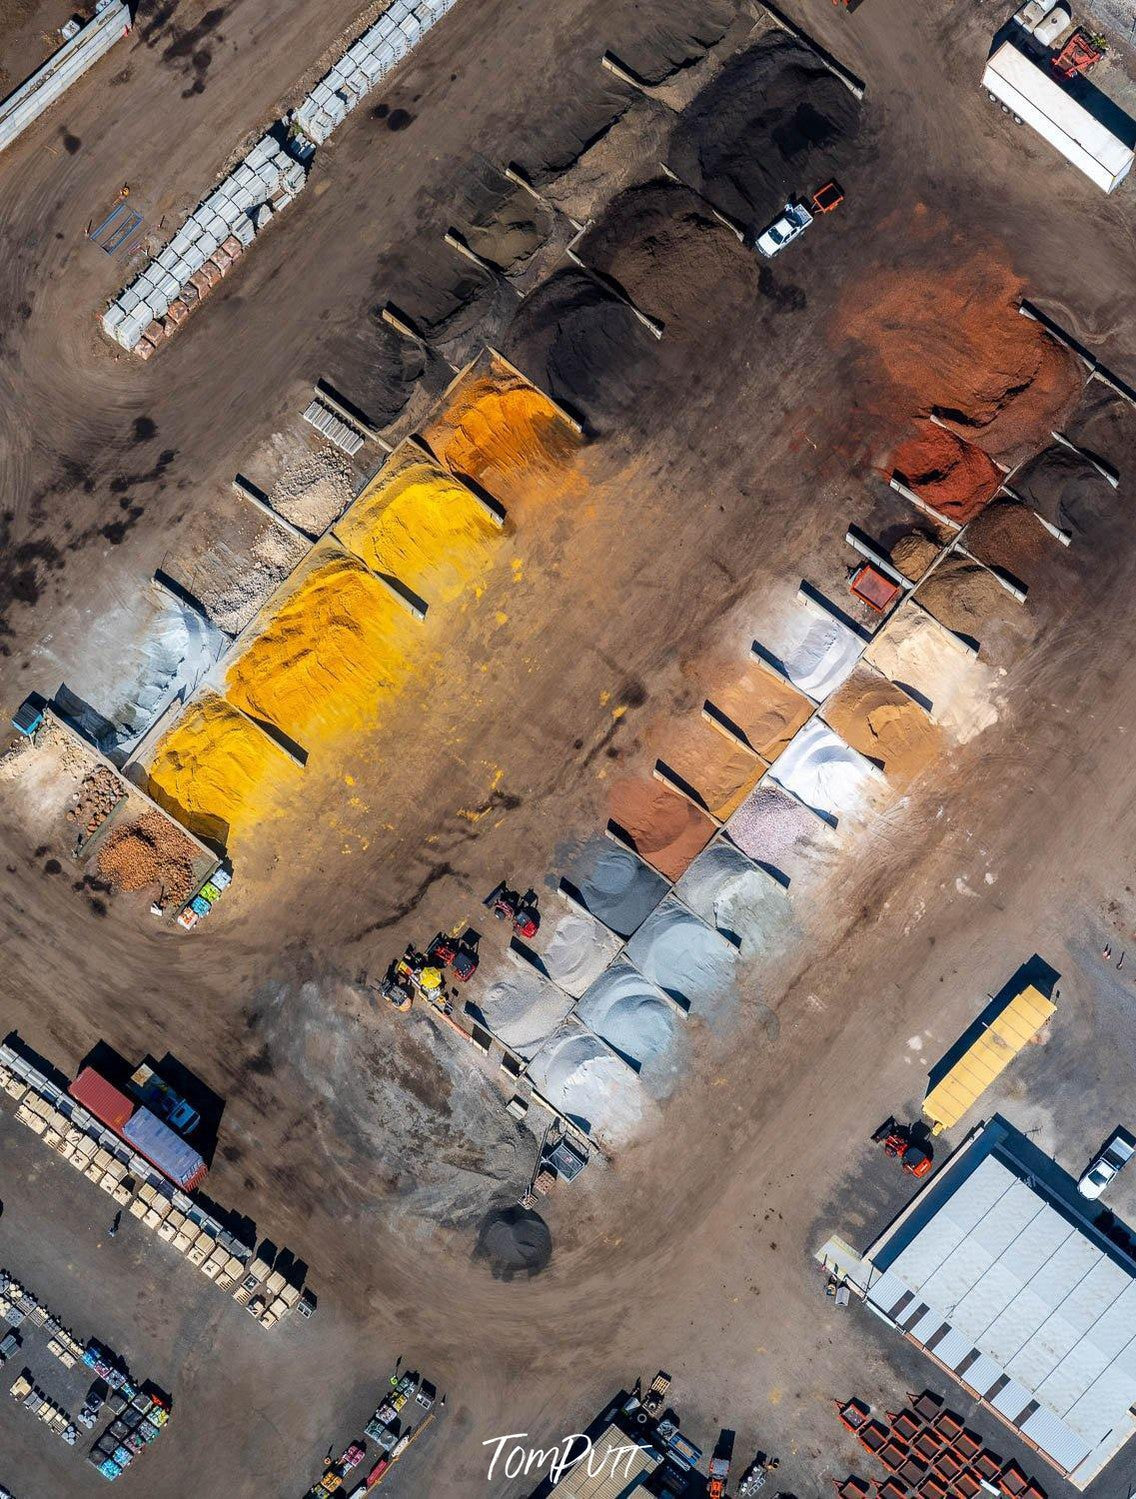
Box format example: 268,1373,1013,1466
424,352,579,496
225,544,420,747
335,442,501,606
146,693,302,843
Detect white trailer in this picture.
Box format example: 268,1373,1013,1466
982,40,1135,193
0,1,132,157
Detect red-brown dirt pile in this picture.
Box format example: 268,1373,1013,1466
835,231,1082,464
890,422,1003,524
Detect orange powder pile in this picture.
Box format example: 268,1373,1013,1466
424,352,580,501
822,666,943,788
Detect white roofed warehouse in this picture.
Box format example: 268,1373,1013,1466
858,1119,1136,1489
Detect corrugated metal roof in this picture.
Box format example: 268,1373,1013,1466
68,1067,134,1131
923,985,1056,1130
1021,1407,1093,1473
866,1147,1136,1484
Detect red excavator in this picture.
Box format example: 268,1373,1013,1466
428,932,479,982
872,1118,933,1179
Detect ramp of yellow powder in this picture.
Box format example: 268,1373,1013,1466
335,442,501,606
423,352,580,498
225,544,420,748
146,693,302,845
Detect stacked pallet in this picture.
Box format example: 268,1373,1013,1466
837,1393,1048,1499
101,134,307,356
292,0,456,146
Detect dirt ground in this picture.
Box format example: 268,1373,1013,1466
4,0,1136,1495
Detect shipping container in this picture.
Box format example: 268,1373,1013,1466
923,982,1056,1132
982,41,1135,193
123,1108,207,1190
69,1068,134,1131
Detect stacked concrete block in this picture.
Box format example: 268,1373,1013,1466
101,132,307,356
292,0,455,147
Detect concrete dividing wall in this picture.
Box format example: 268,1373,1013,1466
0,2,131,156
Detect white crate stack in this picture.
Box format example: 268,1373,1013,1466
292,0,456,146
100,134,308,357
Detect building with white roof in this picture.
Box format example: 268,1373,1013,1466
859,1119,1136,1487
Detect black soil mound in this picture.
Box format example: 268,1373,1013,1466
527,77,631,182
667,33,861,232
332,313,427,430
606,0,735,86
1012,445,1114,538
1063,383,1135,475
475,1206,552,1281
577,177,751,326
503,269,655,431
452,159,554,274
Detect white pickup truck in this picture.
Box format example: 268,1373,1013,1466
1077,1130,1136,1199
755,201,814,258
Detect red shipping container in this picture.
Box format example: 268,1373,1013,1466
69,1067,134,1131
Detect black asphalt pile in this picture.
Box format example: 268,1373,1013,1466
475,1206,552,1281
1011,445,1115,539
577,177,751,326
667,33,861,233
606,0,735,85
502,269,656,431
452,159,554,273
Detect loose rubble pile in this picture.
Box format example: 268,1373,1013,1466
67,767,124,844
97,811,200,908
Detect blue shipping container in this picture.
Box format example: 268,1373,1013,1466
122,1106,207,1188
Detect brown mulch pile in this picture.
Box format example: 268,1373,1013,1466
98,811,199,907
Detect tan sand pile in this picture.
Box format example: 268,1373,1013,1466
889,529,941,582
863,601,996,744
823,666,943,787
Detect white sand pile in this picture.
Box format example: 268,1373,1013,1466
761,605,862,701
528,1020,649,1146
724,784,840,887
863,601,997,744
575,962,680,1073
474,964,573,1058
538,907,623,998
624,896,741,1018
675,838,797,959
770,720,878,827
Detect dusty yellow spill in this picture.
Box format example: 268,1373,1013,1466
334,443,501,606
146,693,302,843
424,352,580,498
225,544,420,748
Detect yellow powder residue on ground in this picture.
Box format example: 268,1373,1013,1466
334,442,502,606
656,716,766,821
423,352,580,499
225,545,420,748
146,693,302,844
822,665,943,787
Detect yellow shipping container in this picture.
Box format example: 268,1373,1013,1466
923,983,1056,1133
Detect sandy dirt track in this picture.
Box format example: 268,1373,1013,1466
4,0,1136,1495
